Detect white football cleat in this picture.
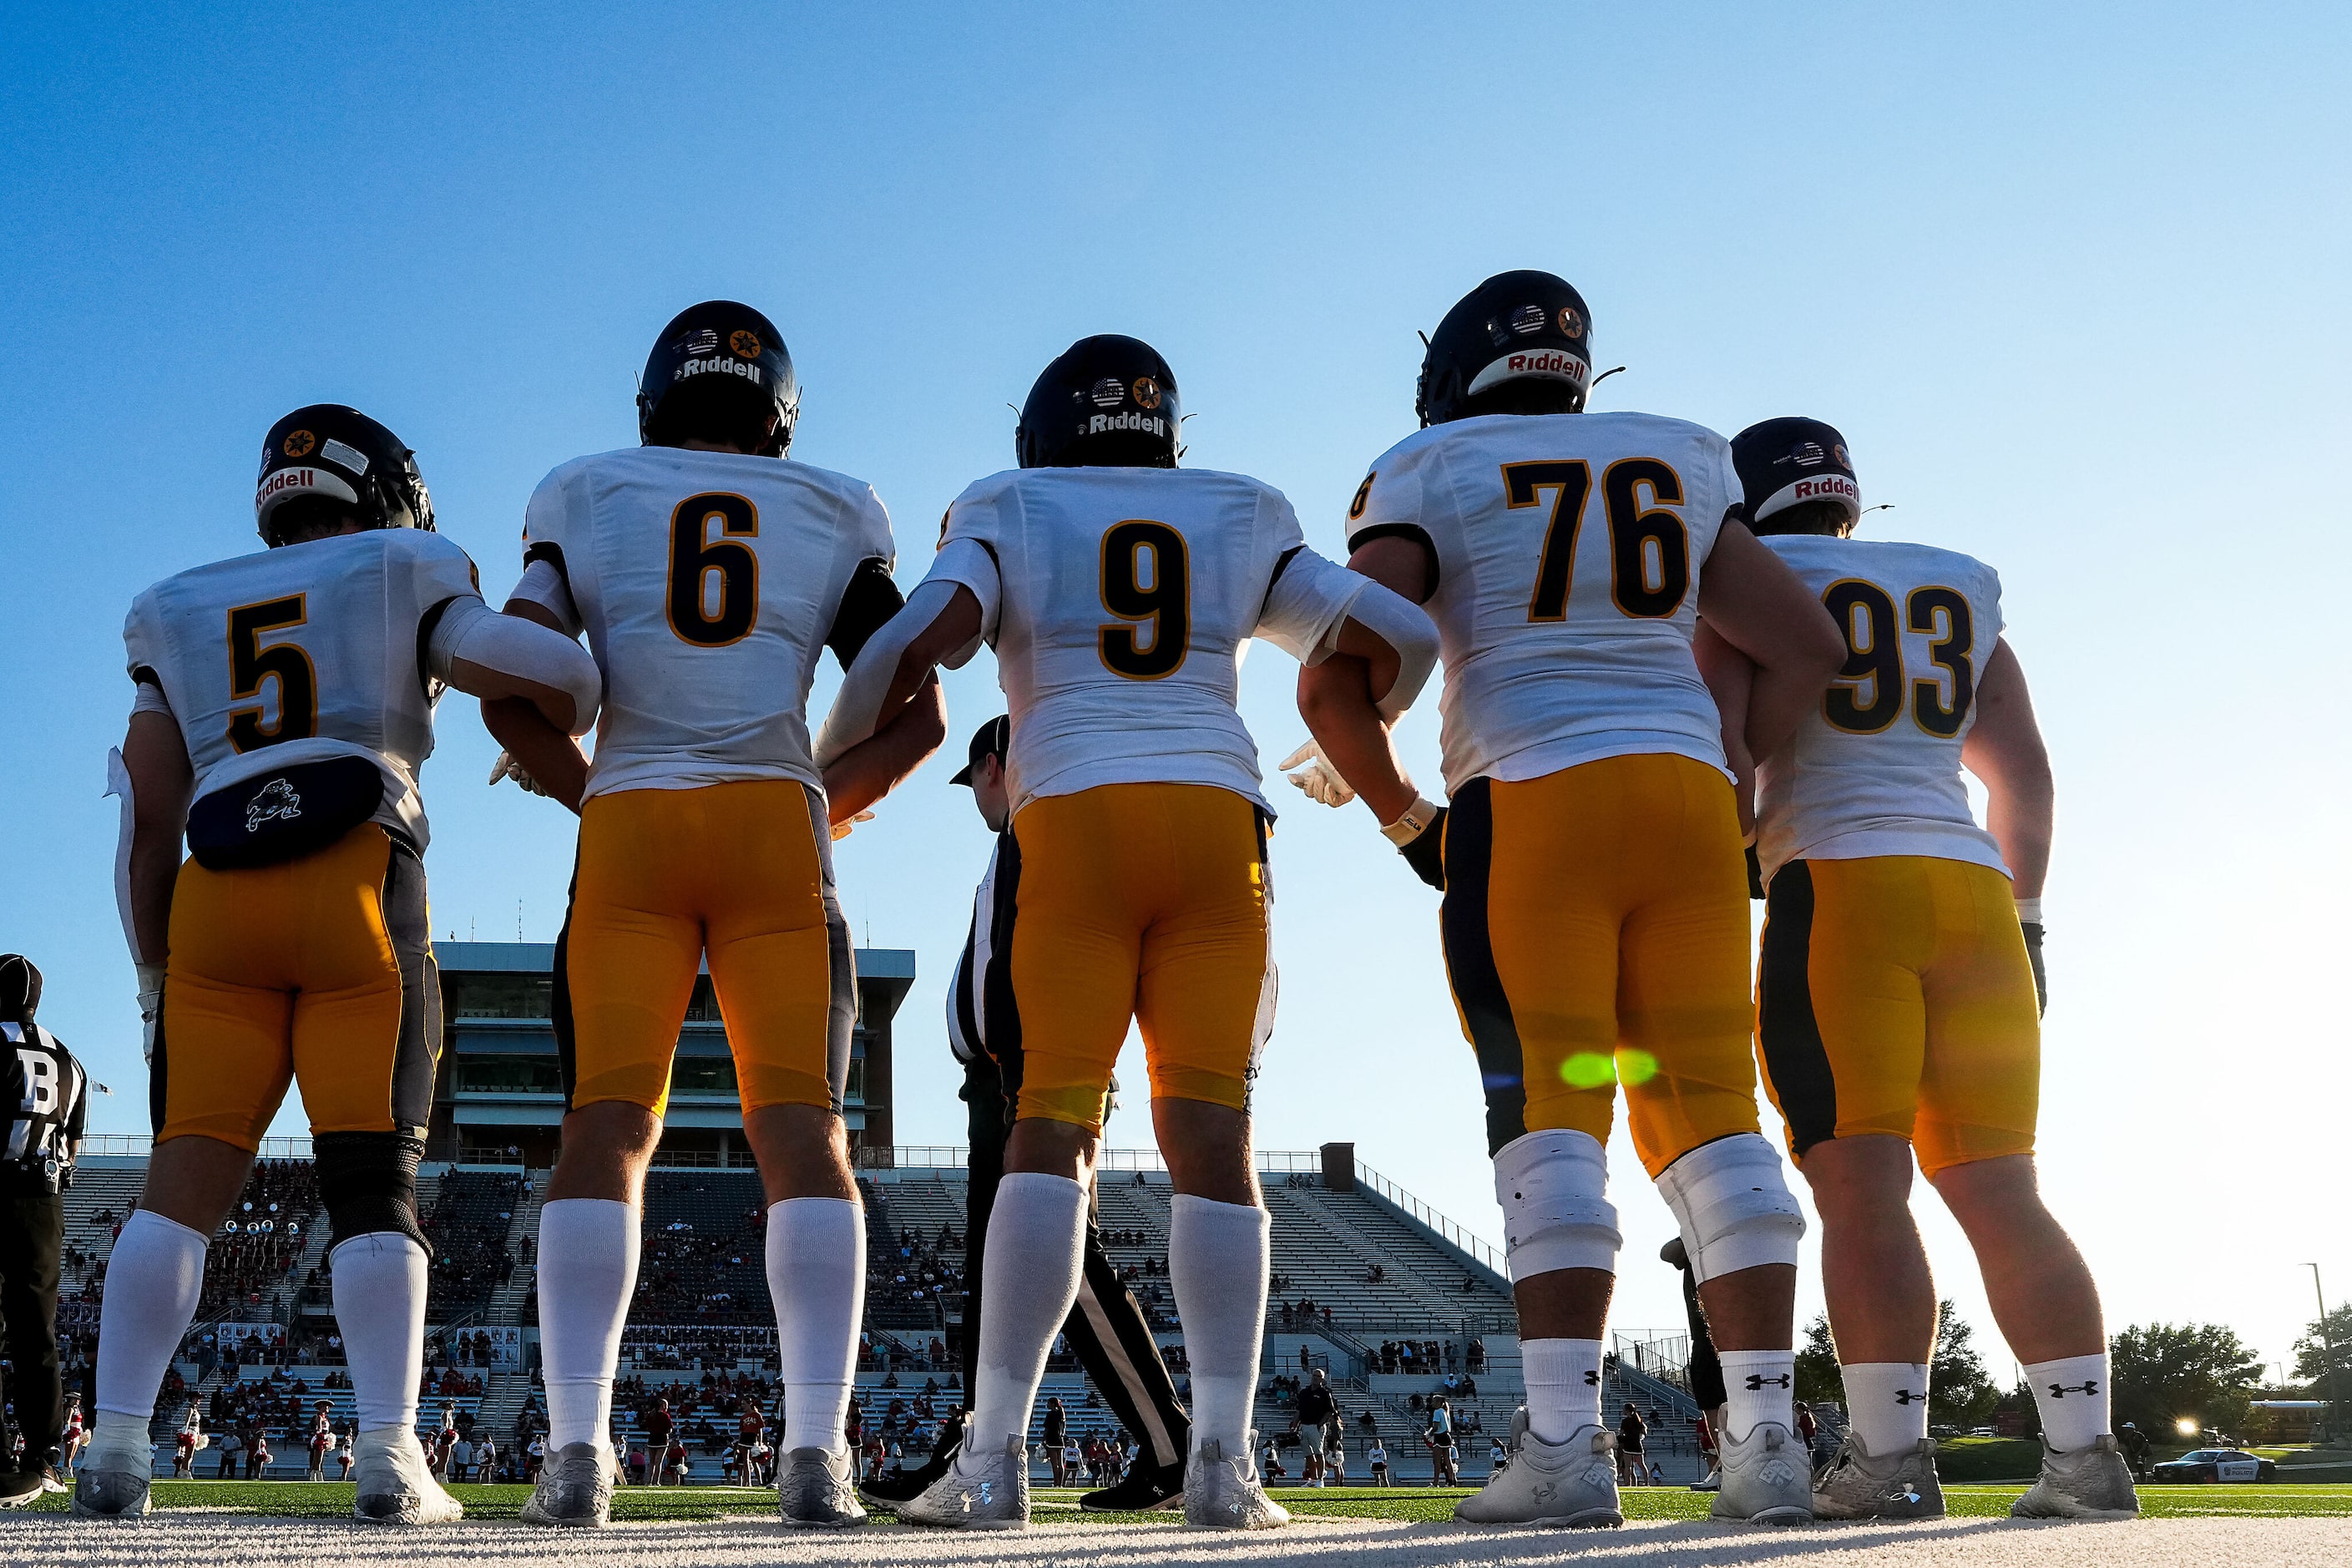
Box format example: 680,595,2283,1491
1184,1432,1288,1530
353,1425,463,1525
1454,1410,1622,1527
1712,1421,1813,1525
898,1434,1029,1530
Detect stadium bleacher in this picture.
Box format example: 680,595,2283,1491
60,1148,1697,1484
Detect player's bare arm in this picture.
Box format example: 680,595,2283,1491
1960,637,2053,900
483,596,594,811
1693,519,1846,763
819,671,944,825
1693,620,1759,837
813,582,981,771
119,710,193,974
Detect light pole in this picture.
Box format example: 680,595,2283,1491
2309,1264,2346,1448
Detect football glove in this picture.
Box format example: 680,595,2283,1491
487,751,548,797
1380,797,1447,891
2020,921,2046,1017
134,962,164,1067
1277,741,1356,807
830,811,877,842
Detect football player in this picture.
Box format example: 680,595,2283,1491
80,407,599,1524
482,301,945,1530
856,716,1193,1514
1707,417,2135,1521
1285,272,1846,1527
816,334,1439,1530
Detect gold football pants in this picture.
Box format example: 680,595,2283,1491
158,823,438,1150
1757,854,2039,1176
1006,783,1273,1131
558,781,852,1118
1440,753,1763,1176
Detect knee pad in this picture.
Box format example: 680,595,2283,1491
315,1131,427,1252
1652,1133,1805,1284
1491,1129,1620,1282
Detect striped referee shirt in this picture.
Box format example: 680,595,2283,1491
945,832,1021,1065
3,1019,87,1175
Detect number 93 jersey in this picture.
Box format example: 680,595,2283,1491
1348,412,1739,796
122,529,485,850
516,447,898,802
1753,534,2006,883
921,466,1368,814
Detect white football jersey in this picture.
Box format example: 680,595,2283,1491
921,466,1366,814
1755,534,2007,881
123,529,483,851
1349,411,1739,794
516,446,898,801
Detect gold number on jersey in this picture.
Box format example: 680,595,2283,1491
225,595,319,753
666,493,760,646
1505,461,1592,621
1907,587,1975,736
1347,473,1376,521
1822,580,1903,733
1821,579,1977,736
1507,458,1691,621
1097,519,1191,680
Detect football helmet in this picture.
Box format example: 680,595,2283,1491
1730,417,1861,534
1016,335,1179,469
255,405,433,548
1417,271,1594,427
638,300,799,457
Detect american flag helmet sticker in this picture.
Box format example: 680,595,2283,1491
1090,377,1125,408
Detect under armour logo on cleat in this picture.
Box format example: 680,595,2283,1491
1894,1390,1923,1404
2047,1381,2099,1397
1744,1373,1793,1391
1582,1370,1600,1386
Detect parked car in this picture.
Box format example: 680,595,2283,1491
2150,1448,2275,1483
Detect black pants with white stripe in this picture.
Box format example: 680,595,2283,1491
958,1055,1190,1470
0,1178,63,1461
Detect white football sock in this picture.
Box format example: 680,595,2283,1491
331,1232,427,1433
1521,1338,1606,1444
967,1173,1087,1460
2026,1352,2112,1452
1168,1193,1271,1460
94,1210,205,1430
537,1197,640,1451
1717,1349,1798,1443
766,1196,865,1457
1841,1361,1930,1454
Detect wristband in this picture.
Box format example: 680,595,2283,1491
1380,797,1443,846
2014,898,2043,923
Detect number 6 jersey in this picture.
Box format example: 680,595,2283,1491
1348,411,1740,795
513,446,901,802
1753,534,2006,882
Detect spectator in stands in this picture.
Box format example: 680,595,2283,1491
1043,1398,1069,1485
1297,1368,1339,1454
1617,1404,1648,1485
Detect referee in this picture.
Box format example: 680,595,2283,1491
860,719,1192,1512
0,954,86,1507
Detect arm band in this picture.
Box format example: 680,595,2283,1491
2013,896,2043,923
427,597,603,736
1340,580,1441,720
812,578,966,770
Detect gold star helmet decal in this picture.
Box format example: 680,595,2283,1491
283,430,316,458
730,330,762,359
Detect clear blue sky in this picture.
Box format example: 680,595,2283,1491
5,3,2347,1377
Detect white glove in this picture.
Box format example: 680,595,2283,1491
830,811,877,842
1277,741,1356,807
488,751,548,797
135,962,165,1067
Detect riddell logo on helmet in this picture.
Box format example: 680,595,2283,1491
1505,348,1590,382
1793,476,1857,503
256,468,321,503
1085,412,1167,437
675,356,764,386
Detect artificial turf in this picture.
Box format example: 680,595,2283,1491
20,1479,2352,1520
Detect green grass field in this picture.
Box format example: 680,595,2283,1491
20,1479,2352,1521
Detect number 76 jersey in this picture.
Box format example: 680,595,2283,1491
1753,534,2007,883
1348,411,1740,795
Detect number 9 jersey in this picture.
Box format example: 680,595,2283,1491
1752,535,2006,883
513,445,900,802
1346,411,1741,795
